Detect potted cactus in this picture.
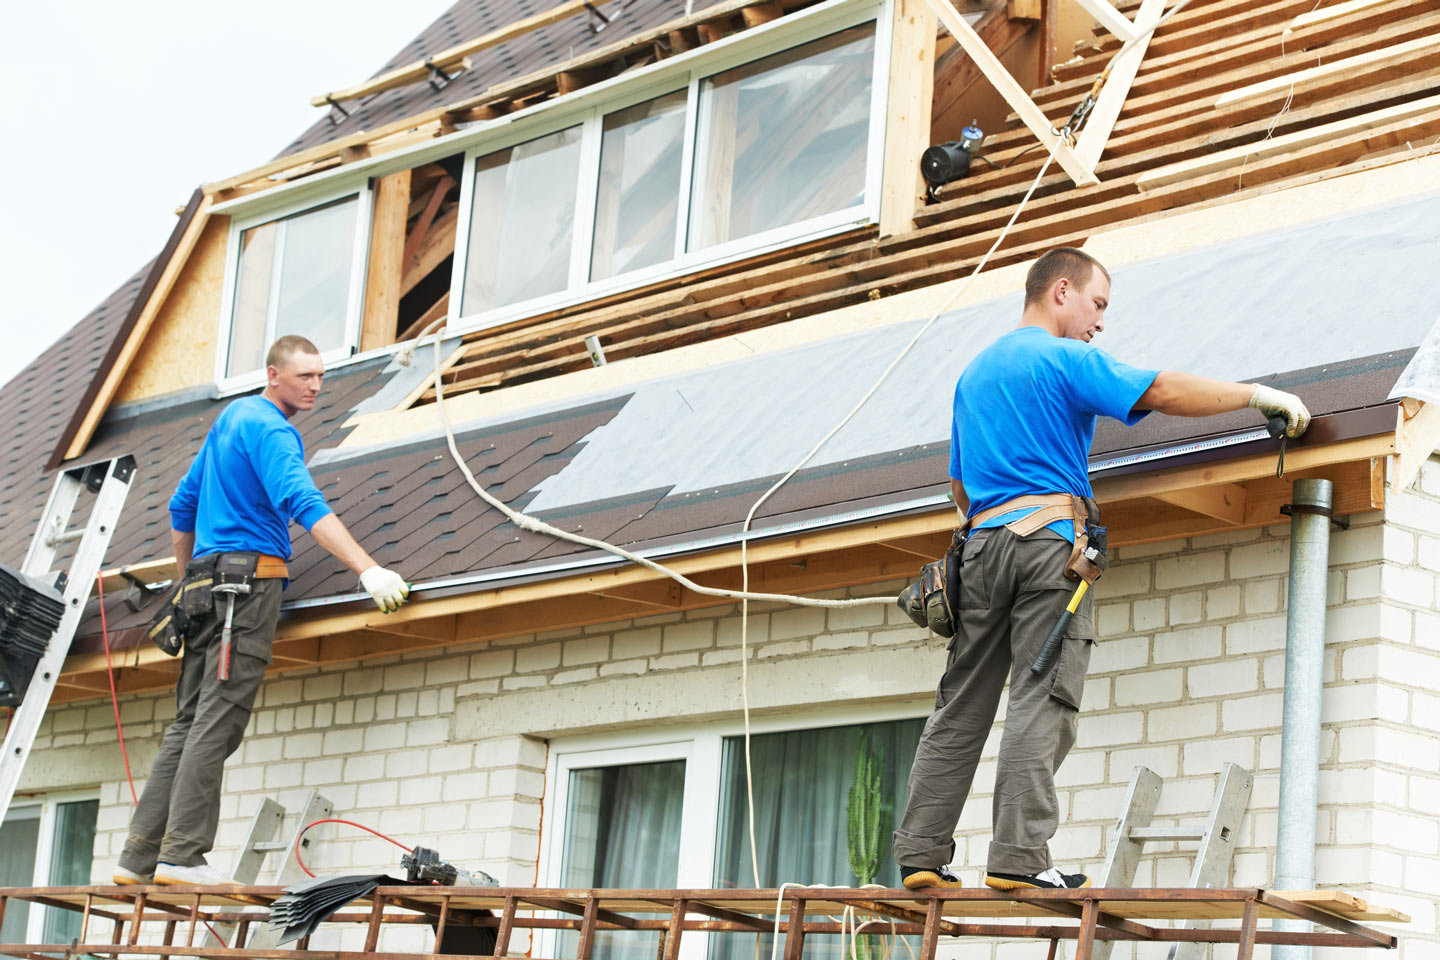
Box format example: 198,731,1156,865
846,729,889,960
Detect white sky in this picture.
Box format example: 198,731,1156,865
0,1,456,389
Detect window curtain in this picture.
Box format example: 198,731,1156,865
560,760,685,960
711,720,923,960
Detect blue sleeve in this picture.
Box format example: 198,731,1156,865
948,378,963,481
1073,347,1159,426
169,443,204,533
256,424,333,532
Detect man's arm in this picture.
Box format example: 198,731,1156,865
171,529,195,576
1136,372,1310,437
950,477,970,517
309,513,410,613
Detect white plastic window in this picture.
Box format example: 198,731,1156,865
0,794,99,945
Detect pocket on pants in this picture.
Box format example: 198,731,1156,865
214,652,268,709
1048,609,1094,710
958,534,990,609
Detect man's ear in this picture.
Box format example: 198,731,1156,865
1052,277,1069,305
266,365,280,386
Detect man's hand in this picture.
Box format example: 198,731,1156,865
1247,385,1311,438
360,566,410,613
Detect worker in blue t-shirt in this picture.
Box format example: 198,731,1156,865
894,248,1310,891
115,335,411,888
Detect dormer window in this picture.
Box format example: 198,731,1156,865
219,192,370,381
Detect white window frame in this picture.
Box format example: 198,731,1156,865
536,701,925,960
447,0,891,336
2,789,100,944
214,187,374,394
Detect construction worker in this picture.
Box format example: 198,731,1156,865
114,335,411,887
894,247,1309,891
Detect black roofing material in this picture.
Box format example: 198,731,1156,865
0,564,65,707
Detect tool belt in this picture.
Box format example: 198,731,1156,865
145,552,288,656
897,494,1108,638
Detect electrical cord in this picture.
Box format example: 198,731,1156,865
96,572,138,806
293,817,413,879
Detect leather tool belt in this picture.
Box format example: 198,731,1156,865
897,493,1108,637
145,552,288,657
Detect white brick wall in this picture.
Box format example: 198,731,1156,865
24,460,1440,958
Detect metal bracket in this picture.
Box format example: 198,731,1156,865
425,58,454,92
1280,503,1349,529
324,96,351,125
118,569,170,613
585,0,626,33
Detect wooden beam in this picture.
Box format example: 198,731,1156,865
879,0,938,236
403,175,454,268
309,0,624,107
931,5,1034,127
359,170,412,352
1214,33,1440,109
592,580,686,608
397,292,451,343
1070,0,1165,172
1007,0,1041,20
1287,0,1391,33
62,199,215,461
1391,398,1440,492
919,0,1099,185
1152,482,1247,525
1136,92,1440,191
1070,0,1137,42
401,205,460,297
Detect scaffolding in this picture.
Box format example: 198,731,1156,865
0,884,1405,960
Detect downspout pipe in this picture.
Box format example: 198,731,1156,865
1273,477,1334,960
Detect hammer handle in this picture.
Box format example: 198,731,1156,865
1031,580,1090,675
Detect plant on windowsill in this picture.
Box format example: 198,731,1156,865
846,729,889,960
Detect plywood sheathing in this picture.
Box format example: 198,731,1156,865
112,217,229,405
404,0,1440,404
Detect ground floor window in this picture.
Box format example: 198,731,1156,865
0,793,99,945
543,711,923,960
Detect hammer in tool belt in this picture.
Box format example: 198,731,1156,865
213,581,250,681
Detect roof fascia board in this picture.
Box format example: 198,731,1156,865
208,0,881,221
50,189,210,468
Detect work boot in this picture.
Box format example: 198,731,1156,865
154,862,240,886
112,865,153,885
901,865,963,890
984,867,1091,890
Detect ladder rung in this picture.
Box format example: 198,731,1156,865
1129,826,1206,842
46,529,86,547
251,842,289,853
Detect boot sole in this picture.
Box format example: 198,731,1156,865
984,874,1093,891
154,872,241,887
902,871,963,890
112,874,152,886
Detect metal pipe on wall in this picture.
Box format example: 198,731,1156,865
1273,477,1334,960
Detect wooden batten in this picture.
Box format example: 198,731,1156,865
1390,398,1440,492
879,0,937,236
359,170,413,352
1069,0,1164,172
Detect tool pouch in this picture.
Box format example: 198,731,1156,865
1064,500,1108,585
213,551,259,592
896,529,966,638
145,556,217,657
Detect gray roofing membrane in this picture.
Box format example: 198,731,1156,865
513,189,1440,511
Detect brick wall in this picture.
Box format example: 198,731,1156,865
23,463,1440,957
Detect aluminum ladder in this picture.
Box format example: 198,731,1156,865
1093,762,1253,960
0,456,137,822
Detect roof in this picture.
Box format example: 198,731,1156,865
39,187,1440,654
8,0,1440,662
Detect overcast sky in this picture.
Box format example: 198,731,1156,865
0,1,456,389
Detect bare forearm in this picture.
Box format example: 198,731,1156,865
309,512,378,575
171,529,194,576
950,477,969,516
1136,372,1255,417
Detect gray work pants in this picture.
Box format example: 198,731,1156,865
893,527,1094,876
119,577,281,871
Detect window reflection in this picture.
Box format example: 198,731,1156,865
591,90,688,282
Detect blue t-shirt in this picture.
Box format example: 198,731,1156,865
949,326,1158,540
170,396,333,561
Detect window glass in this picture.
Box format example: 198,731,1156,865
711,720,922,960
0,808,40,942
560,760,685,960
591,90,688,282
689,25,874,252
228,196,359,376
42,799,99,944
462,127,583,316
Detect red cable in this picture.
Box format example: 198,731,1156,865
293,818,413,878
96,572,138,805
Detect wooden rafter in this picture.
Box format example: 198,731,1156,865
1070,0,1165,172
919,0,1099,185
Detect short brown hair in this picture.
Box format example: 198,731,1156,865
1024,247,1110,306
266,335,321,370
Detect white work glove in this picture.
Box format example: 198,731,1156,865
1248,384,1311,439
360,566,410,613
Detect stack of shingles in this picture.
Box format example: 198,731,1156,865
424,0,1440,400
0,563,65,706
